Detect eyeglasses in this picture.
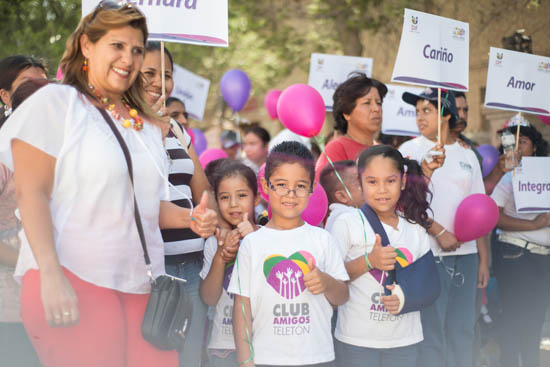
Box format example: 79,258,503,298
89,0,139,22
267,180,312,198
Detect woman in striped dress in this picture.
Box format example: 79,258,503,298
141,41,211,367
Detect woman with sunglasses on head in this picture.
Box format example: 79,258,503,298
141,41,211,367
490,116,550,367
0,2,217,367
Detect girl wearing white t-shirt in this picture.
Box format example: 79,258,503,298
200,160,260,367
330,145,433,367
228,141,349,367
398,89,488,367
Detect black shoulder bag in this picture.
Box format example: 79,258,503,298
360,204,440,315
97,107,193,350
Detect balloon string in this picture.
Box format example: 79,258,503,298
236,250,255,365
314,136,377,284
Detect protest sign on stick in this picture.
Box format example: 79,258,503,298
82,0,229,47
484,47,550,116
381,84,423,136
171,64,211,121
391,8,469,144
512,157,550,213
308,53,373,111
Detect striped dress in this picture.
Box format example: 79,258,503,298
161,124,204,256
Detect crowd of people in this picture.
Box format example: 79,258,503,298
0,2,549,367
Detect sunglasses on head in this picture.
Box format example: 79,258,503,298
89,0,140,22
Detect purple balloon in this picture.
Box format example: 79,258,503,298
191,128,207,156
220,69,251,111
477,144,499,178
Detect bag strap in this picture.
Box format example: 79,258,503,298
96,107,152,272
360,203,395,295
360,204,391,246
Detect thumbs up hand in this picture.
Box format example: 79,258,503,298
190,191,218,238
237,213,255,238
367,234,397,271
303,258,328,295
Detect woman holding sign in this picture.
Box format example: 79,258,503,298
315,73,387,177
0,2,217,366
141,41,211,367
490,118,550,367
399,89,487,367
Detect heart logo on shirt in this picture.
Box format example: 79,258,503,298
263,251,315,300
223,262,235,299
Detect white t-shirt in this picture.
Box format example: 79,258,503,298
491,172,550,246
0,84,169,293
200,236,236,350
330,210,430,348
399,136,485,256
227,224,349,365
325,203,358,234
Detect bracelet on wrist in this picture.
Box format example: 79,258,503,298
435,228,447,238
364,253,372,273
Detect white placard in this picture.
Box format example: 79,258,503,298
391,8,469,91
82,0,228,47
512,157,550,213
308,53,373,111
171,64,210,121
382,84,424,136
484,47,550,116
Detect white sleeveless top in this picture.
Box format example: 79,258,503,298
0,84,169,294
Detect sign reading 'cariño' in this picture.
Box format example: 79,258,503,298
484,47,550,116
82,0,229,47
391,8,469,91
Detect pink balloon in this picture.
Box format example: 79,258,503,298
454,194,499,242
257,163,269,201
302,183,328,226
277,84,326,138
199,148,228,169
264,89,282,119
538,114,550,126
56,66,63,81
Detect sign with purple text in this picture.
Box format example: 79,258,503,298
308,53,373,111
382,84,424,136
484,48,550,115
82,0,228,47
391,8,469,91
172,64,210,121
512,157,550,213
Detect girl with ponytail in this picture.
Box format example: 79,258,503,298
329,145,434,367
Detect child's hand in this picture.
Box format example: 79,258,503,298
477,261,489,289
367,235,397,271
237,213,255,238
220,228,240,263
437,231,462,252
381,284,401,315
303,258,328,295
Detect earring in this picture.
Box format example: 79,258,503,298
82,59,88,72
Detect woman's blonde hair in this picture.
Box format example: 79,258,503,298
60,3,153,119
